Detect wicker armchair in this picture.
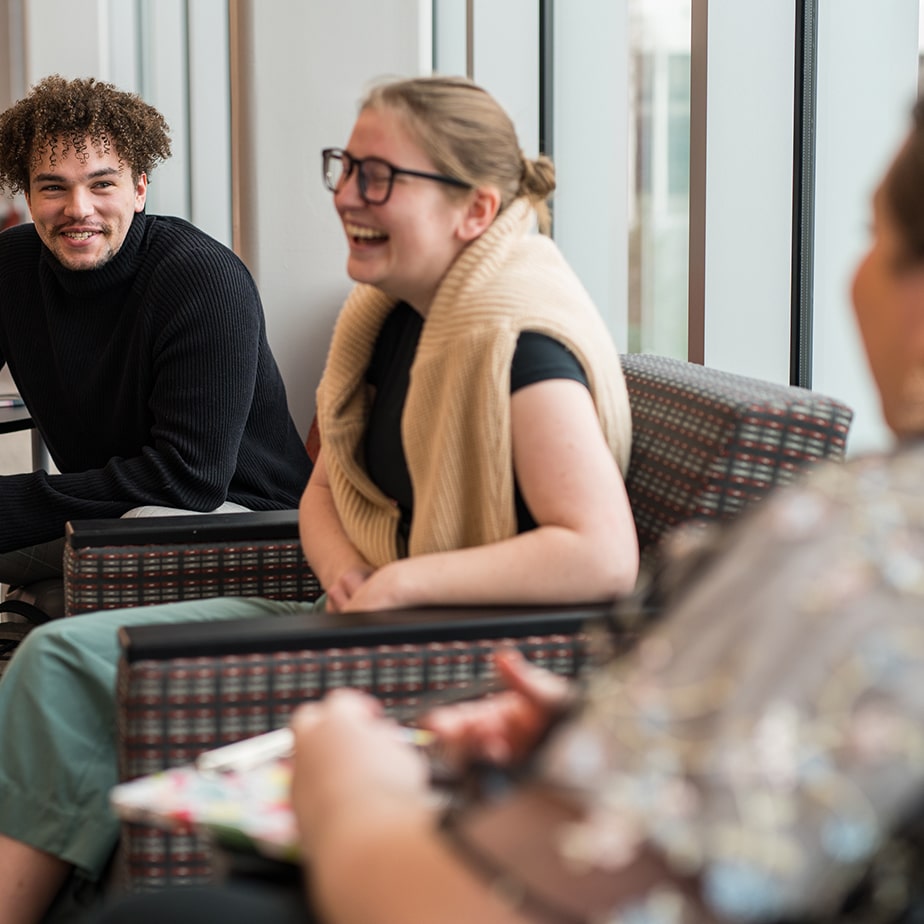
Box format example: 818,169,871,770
62,353,853,891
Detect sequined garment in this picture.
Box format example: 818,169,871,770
537,442,924,923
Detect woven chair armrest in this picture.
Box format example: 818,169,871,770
118,602,614,662
65,509,300,548
63,510,320,615
114,602,616,891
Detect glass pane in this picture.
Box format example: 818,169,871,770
628,0,692,357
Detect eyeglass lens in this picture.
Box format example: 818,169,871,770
324,151,347,191
325,151,393,204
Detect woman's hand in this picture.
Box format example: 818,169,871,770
289,689,432,859
325,565,376,612
421,649,574,770
299,449,379,608
335,560,416,612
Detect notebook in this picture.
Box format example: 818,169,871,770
110,746,302,862
111,724,441,862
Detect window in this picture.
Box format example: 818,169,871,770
628,1,691,356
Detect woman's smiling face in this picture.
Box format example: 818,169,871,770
333,106,475,315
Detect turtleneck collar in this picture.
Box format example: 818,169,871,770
40,210,149,296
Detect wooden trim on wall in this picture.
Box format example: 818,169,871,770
228,0,256,268
687,0,707,364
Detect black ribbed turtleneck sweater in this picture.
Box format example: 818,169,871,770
0,211,311,552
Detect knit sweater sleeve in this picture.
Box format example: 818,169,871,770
0,217,299,551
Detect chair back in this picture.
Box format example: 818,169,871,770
620,353,852,569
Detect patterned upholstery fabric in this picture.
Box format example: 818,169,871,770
57,352,853,891
64,511,321,616
620,353,852,568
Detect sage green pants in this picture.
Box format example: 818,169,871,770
0,595,321,879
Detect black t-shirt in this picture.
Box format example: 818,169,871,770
364,302,588,544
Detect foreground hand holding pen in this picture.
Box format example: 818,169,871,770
287,649,575,858
108,648,577,863
419,648,574,771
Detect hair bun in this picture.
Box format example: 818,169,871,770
519,153,556,201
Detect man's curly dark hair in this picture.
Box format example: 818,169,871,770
0,74,172,196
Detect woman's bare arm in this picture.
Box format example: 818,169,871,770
338,379,638,612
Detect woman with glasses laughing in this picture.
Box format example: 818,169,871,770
303,74,638,614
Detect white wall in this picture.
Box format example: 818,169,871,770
187,0,232,244
22,0,109,82
137,0,191,221
554,1,630,339
812,0,920,454
232,0,430,437
433,0,467,76
470,0,540,157
697,0,796,384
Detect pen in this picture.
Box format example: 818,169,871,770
197,725,435,774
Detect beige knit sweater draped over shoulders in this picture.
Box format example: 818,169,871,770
316,198,632,568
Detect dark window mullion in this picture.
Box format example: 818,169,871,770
791,0,819,388
539,0,554,233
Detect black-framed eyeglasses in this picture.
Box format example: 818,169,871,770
321,147,471,205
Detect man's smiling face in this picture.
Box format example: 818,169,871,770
25,137,147,271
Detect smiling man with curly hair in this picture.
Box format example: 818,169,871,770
0,75,311,620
